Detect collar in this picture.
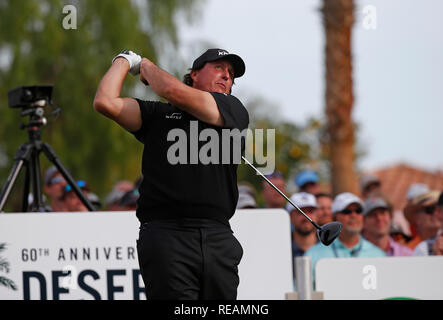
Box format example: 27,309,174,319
332,236,364,258
334,235,363,251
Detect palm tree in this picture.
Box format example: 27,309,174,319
321,0,360,196
0,243,17,291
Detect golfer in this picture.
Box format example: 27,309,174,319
93,48,249,299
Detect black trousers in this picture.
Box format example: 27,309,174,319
136,218,243,300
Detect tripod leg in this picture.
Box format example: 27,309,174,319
0,144,33,212
41,143,96,211
0,159,25,212
22,162,30,212
29,147,45,211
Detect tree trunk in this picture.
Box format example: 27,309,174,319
322,0,359,196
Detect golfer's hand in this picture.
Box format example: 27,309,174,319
433,234,443,255
112,50,142,76
140,58,154,86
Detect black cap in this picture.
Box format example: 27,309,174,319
192,48,245,78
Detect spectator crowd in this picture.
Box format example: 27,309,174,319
237,169,443,289
36,165,140,213
25,165,443,290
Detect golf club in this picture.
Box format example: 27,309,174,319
242,156,342,246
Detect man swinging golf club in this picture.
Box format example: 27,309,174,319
94,48,248,299
94,48,341,300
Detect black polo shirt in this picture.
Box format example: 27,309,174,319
130,92,249,226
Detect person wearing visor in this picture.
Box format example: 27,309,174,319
305,192,386,283
94,48,248,299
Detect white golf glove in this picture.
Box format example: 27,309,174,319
112,50,142,76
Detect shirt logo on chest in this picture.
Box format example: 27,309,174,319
165,113,182,120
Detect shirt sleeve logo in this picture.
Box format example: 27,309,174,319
165,113,182,120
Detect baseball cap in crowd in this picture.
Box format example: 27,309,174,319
105,189,126,207
264,170,284,180
406,183,430,201
87,192,102,210
295,170,318,188
363,197,391,216
360,175,380,191
238,184,256,197
286,192,318,212
192,48,245,78
44,166,58,185
119,189,139,208
331,192,364,214
412,190,441,207
403,183,431,222
236,192,257,209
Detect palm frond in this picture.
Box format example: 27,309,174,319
0,259,10,273
0,276,17,291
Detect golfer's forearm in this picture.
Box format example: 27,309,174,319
142,62,223,126
93,59,130,112
142,62,181,99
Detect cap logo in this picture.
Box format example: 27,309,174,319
218,50,229,56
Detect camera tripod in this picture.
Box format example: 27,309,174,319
0,86,95,212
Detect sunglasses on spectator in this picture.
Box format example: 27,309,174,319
64,180,87,192
340,207,363,215
422,205,436,214
48,176,63,185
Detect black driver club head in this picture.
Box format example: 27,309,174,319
317,221,343,246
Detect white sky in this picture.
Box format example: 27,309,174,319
177,0,443,172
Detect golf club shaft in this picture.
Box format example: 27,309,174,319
241,156,321,230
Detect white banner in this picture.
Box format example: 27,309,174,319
316,256,443,300
0,209,293,300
